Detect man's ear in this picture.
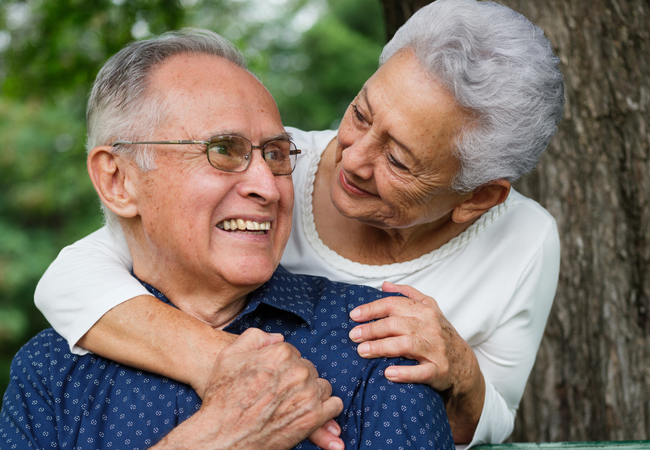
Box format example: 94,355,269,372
451,179,511,224
87,146,139,218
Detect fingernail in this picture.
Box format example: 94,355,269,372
350,308,361,320
329,442,344,450
385,367,398,379
327,424,341,436
349,328,362,341
358,342,370,356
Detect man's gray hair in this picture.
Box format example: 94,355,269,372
86,28,246,235
381,0,565,193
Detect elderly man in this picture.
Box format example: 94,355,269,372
0,30,454,450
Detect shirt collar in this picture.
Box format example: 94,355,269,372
134,265,316,330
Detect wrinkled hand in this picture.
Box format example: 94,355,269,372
154,328,344,450
348,282,484,442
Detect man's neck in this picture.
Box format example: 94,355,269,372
134,268,257,329
124,222,258,329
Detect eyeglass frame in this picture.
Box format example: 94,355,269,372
112,135,302,176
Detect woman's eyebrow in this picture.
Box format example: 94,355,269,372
362,86,419,162
360,86,372,115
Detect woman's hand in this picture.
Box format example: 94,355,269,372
348,281,485,443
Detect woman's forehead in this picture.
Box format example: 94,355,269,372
358,52,468,162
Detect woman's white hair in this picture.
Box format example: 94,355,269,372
86,28,246,235
381,0,565,193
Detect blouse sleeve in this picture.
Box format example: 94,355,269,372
34,226,152,355
466,222,560,447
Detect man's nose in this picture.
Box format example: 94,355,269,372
238,149,282,204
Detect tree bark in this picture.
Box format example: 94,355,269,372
504,0,650,441
381,0,650,442
381,0,432,40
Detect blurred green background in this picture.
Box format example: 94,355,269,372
0,0,386,397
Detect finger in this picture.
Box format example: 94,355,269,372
308,423,344,450
316,377,334,401
384,363,448,391
356,334,433,361
381,281,435,305
322,418,341,437
321,396,344,421
223,328,285,356
349,315,418,343
308,419,343,449
350,295,426,323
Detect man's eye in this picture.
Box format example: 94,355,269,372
263,141,291,162
210,140,240,157
264,149,283,161
213,144,230,156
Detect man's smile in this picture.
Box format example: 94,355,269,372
216,218,271,234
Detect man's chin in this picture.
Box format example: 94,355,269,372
226,264,279,289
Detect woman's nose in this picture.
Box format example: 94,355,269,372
340,134,378,180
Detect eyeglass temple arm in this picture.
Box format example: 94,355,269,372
112,140,209,147
112,140,301,155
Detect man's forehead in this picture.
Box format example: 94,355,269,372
150,52,251,90
150,52,284,138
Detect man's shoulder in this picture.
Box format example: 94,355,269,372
10,328,110,391
12,328,66,367
274,265,391,308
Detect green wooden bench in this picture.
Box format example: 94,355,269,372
475,442,650,449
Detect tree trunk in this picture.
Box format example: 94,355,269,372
381,0,650,441
381,0,432,40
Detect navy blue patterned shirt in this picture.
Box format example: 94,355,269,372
1,266,454,450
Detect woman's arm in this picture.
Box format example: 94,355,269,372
78,295,236,396
34,226,234,395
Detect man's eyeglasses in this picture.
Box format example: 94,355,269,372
112,135,301,175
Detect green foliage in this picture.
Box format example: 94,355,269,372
260,0,385,130
0,0,384,399
0,97,105,392
1,0,187,100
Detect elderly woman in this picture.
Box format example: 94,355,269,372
35,0,564,447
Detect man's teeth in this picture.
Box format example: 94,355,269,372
216,219,271,231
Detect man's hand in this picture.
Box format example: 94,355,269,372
153,328,344,450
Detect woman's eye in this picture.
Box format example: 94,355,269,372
351,104,367,124
388,153,408,171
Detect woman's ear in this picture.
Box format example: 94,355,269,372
87,147,139,218
451,179,511,223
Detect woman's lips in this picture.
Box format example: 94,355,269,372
339,169,371,196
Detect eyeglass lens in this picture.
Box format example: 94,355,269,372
207,136,297,175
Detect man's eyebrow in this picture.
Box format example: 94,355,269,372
205,130,293,142
361,86,419,163
267,131,293,141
